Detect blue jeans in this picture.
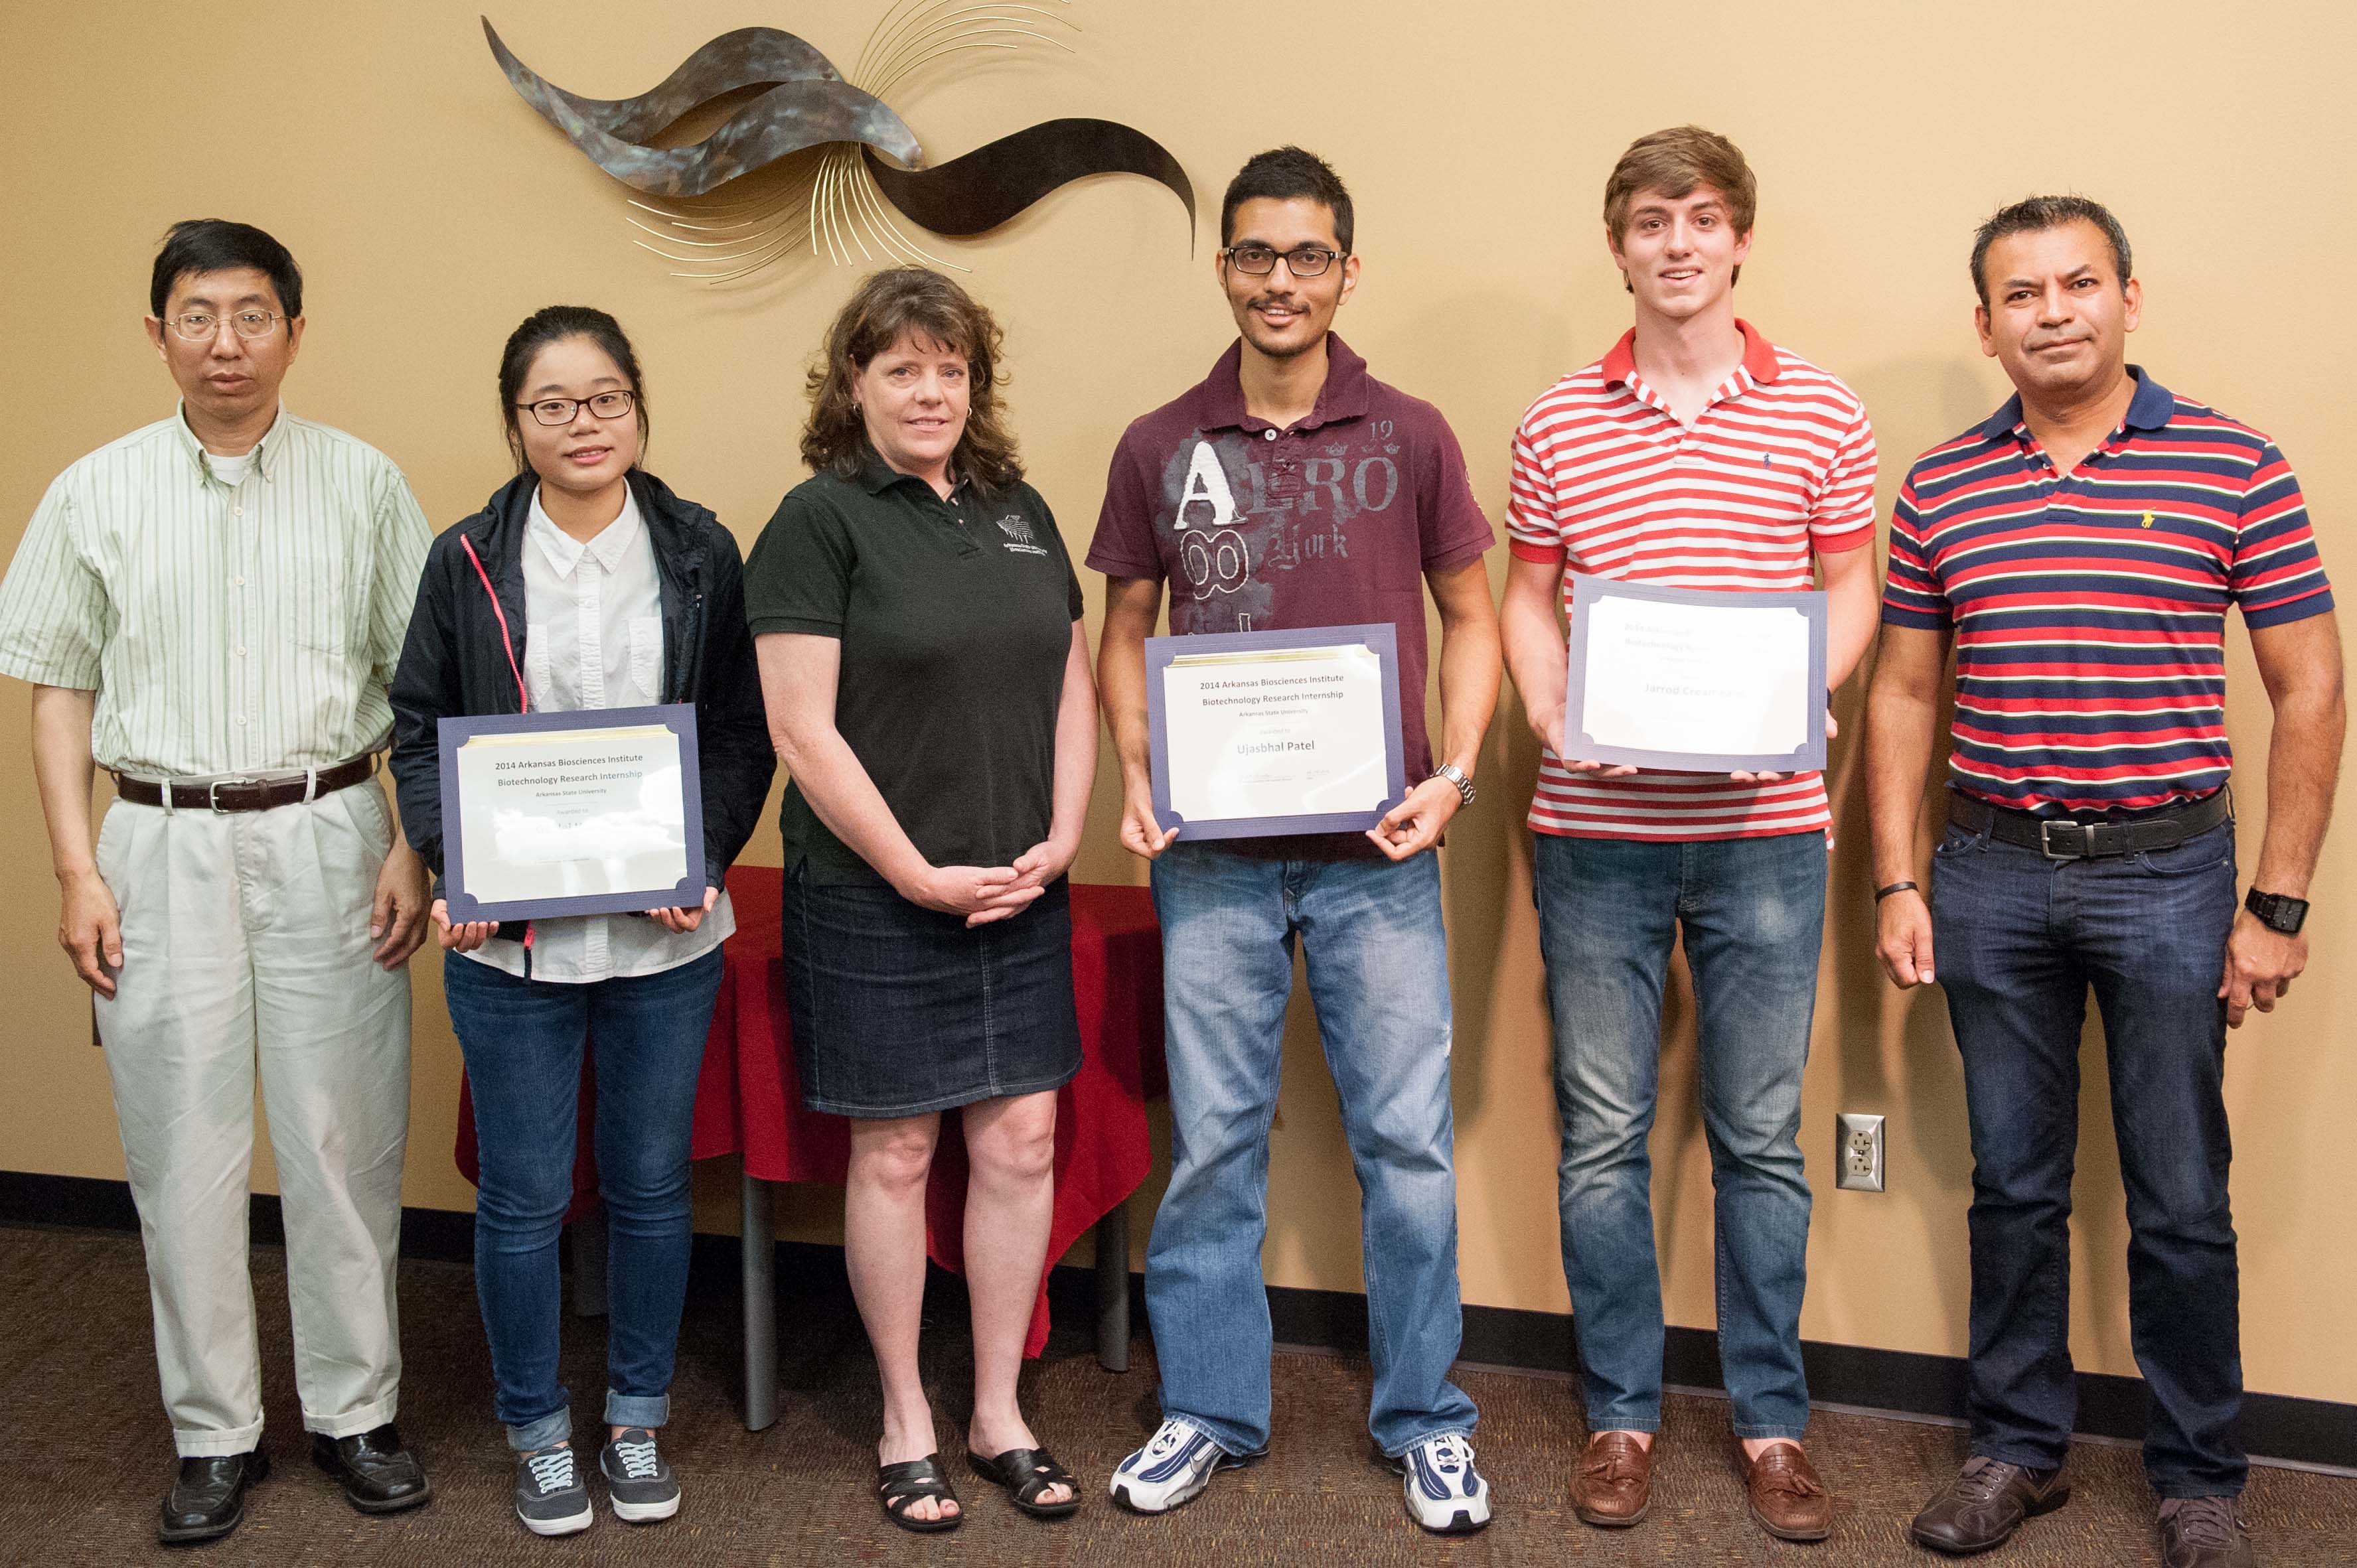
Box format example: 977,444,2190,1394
444,947,724,1451
1145,844,1477,1457
1533,831,1826,1440
1931,813,2244,1496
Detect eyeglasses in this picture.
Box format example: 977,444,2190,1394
169,310,285,341
1221,244,1346,277
514,390,638,426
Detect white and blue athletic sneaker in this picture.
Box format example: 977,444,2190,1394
1108,1417,1263,1514
1390,1433,1491,1534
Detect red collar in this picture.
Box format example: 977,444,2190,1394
1601,318,1781,389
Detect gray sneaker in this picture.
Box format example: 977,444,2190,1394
514,1444,594,1537
600,1429,680,1524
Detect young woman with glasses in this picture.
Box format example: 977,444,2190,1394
386,306,774,1537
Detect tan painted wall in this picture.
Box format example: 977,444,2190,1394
4,0,2350,1403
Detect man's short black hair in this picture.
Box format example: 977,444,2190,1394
1969,195,2131,309
1220,147,1353,254
149,220,303,320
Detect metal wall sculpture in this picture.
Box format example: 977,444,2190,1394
483,3,1193,281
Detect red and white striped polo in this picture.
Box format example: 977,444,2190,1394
1507,320,1877,839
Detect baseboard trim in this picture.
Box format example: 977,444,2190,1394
7,1169,2349,1471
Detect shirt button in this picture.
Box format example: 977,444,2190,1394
235,715,247,726
234,646,246,657
234,576,246,587
233,506,244,517
1262,428,1277,442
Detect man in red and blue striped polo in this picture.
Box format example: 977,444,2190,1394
1868,196,2344,1567
1499,125,1881,1545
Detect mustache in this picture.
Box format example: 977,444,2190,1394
484,19,1193,238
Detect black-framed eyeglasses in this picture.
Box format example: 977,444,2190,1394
1221,244,1346,277
514,390,638,426
170,310,285,341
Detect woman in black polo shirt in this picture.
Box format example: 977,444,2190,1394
745,267,1095,1532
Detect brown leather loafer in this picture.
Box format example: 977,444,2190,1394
1736,1439,1832,1541
1569,1431,1655,1527
1910,1456,2068,1555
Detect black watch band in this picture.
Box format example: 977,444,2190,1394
2245,887,2309,936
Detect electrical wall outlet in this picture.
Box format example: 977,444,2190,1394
1835,1113,1885,1192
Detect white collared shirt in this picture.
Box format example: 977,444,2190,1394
463,483,733,984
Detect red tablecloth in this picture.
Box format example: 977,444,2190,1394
456,869,1164,1357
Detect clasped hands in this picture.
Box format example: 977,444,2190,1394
899,835,1080,928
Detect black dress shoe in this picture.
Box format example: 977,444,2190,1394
159,1449,269,1544
310,1423,433,1514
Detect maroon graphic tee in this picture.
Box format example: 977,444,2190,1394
1087,334,1495,857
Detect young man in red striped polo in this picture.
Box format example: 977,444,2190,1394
1499,125,1880,1542
1870,197,2342,1568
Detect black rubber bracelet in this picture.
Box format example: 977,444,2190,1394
1874,881,1920,901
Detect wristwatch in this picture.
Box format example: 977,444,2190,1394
1432,763,1476,808
2245,887,2309,935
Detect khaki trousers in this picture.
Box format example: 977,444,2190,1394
93,784,411,1457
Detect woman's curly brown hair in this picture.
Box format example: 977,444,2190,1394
802,267,1022,495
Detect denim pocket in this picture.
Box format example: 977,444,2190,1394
1931,822,1985,859
2131,821,2236,877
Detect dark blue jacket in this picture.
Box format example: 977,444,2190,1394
388,470,775,936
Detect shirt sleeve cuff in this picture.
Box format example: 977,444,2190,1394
744,614,843,638
1880,605,1952,631
1082,547,1163,581
1422,539,1493,577
2242,586,2336,630
1508,538,1567,565
1811,525,1874,555
0,652,100,689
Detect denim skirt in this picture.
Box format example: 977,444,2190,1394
779,868,1083,1118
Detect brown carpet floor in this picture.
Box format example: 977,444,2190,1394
3,1221,2353,1565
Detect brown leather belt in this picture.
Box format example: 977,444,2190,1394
1949,786,2231,861
112,752,380,813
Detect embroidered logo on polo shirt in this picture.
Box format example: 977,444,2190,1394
996,515,1049,556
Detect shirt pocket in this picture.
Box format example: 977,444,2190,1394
288,530,368,658
629,616,664,702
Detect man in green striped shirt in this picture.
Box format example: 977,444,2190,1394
0,221,435,1544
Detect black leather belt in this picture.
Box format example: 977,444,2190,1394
112,752,379,813
1949,787,2230,861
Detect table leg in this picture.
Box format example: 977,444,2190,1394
1094,1202,1130,1373
570,1210,609,1319
741,1168,779,1432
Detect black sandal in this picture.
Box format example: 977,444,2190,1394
966,1447,1082,1519
876,1455,962,1533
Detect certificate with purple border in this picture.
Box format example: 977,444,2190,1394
438,704,706,923
1147,625,1407,841
1563,575,1828,773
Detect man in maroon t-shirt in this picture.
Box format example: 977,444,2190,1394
1090,147,1501,1533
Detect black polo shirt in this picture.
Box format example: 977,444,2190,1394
744,451,1084,885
